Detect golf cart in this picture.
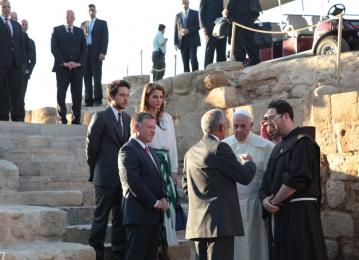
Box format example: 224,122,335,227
256,3,359,61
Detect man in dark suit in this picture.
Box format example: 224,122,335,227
118,112,168,260
86,80,131,260
223,0,262,66
199,0,227,68
81,4,109,107
20,19,36,114
0,0,25,121
183,109,257,260
51,10,87,125
174,0,201,72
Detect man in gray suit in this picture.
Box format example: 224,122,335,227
183,109,257,260
86,80,131,260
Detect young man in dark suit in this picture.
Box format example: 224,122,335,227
223,0,262,66
183,109,257,260
86,80,131,260
199,0,227,68
118,112,168,260
51,10,87,125
174,0,201,72
82,4,109,107
0,0,25,122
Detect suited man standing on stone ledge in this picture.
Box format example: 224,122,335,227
0,0,25,122
51,10,87,125
174,0,201,72
86,80,131,260
81,4,108,107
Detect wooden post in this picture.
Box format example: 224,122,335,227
230,22,236,60
336,14,343,87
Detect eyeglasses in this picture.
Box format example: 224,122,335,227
263,114,282,121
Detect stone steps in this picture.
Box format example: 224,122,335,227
0,205,67,243
60,206,97,225
0,241,95,259
18,191,84,207
63,224,111,245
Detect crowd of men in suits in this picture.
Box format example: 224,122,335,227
0,0,36,122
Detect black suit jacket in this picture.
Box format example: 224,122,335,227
23,32,36,77
118,138,167,225
199,0,223,36
86,107,131,187
81,18,109,59
51,25,87,72
183,135,256,240
174,9,201,49
227,0,262,22
0,18,24,69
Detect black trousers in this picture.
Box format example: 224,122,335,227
204,35,227,69
89,186,126,260
152,51,165,81
125,224,161,260
180,41,199,72
84,47,103,105
0,67,24,121
195,236,234,260
233,12,260,64
55,67,83,124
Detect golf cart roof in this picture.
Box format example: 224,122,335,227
260,0,295,11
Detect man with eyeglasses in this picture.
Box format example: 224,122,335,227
259,100,328,260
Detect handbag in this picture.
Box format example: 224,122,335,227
175,188,187,231
212,17,230,39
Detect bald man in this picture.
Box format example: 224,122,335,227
223,109,274,260
51,10,87,124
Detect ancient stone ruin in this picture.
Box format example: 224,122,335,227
1,52,359,259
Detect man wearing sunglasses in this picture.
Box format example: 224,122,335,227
259,100,328,260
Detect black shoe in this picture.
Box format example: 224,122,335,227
244,60,260,67
71,121,81,125
84,103,93,107
93,101,102,107
59,119,68,125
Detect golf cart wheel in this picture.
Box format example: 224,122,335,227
316,36,349,55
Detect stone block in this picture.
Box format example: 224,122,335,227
1,241,95,259
311,95,331,125
321,211,354,238
0,205,66,243
331,91,358,122
61,206,96,225
333,121,359,153
18,191,83,207
30,107,57,124
290,84,311,98
0,160,19,192
205,86,246,109
173,73,193,95
313,83,338,96
81,111,95,126
325,239,338,260
316,126,337,154
123,75,150,89
326,181,345,208
327,154,359,179
206,60,244,71
342,240,359,260
203,70,235,91
64,224,110,244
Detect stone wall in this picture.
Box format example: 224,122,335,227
311,91,359,259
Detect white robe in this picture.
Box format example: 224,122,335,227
223,132,274,260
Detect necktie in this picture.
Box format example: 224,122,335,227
4,18,12,37
183,11,188,28
144,145,150,155
86,20,94,45
67,27,72,34
118,112,124,137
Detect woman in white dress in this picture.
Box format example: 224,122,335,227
139,83,178,260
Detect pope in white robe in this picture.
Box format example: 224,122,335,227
223,109,274,260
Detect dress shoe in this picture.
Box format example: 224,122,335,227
59,119,68,125
84,103,93,107
93,101,102,107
